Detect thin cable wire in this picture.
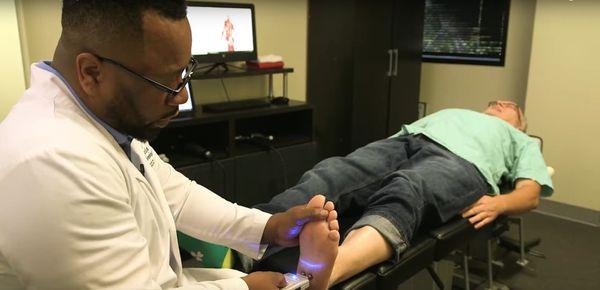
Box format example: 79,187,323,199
220,78,232,102
212,158,227,195
269,145,288,189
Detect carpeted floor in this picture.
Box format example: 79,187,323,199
458,212,600,290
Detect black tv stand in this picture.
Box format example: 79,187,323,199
202,98,271,113
200,62,246,75
150,100,316,206
192,66,294,101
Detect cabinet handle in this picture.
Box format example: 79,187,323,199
387,49,393,77
393,49,399,76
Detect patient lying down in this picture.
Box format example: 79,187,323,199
258,101,554,289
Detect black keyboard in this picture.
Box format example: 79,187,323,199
202,98,271,113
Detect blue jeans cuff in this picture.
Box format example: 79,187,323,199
346,214,408,262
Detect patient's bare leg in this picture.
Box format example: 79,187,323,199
329,226,394,286
297,195,340,290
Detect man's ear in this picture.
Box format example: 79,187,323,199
75,53,103,96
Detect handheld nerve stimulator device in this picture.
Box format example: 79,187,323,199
281,273,310,290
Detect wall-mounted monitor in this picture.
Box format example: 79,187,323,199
187,1,258,64
422,0,510,66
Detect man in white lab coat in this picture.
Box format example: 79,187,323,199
0,1,338,289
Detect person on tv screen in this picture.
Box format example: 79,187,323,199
222,16,235,52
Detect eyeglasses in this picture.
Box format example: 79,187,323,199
488,100,522,123
95,54,197,98
488,100,519,110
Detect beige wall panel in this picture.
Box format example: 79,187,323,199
525,0,600,210
1,0,26,121
419,0,537,114
16,0,307,106
17,0,62,84
190,0,307,104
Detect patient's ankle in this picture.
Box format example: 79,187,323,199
329,227,395,285
329,245,365,286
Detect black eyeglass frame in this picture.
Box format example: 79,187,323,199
488,100,522,123
95,54,197,98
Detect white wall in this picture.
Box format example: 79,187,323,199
419,0,537,114
8,0,600,211
13,0,308,109
0,0,26,121
190,0,308,104
15,0,62,85
525,0,600,211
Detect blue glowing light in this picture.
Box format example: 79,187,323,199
299,258,324,270
287,225,301,237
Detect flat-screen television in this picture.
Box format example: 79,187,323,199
187,1,258,64
422,0,510,66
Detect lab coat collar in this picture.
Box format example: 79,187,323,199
36,61,133,159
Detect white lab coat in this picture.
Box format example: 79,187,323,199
0,63,271,289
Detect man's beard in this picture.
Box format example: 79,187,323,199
107,93,170,142
125,123,163,142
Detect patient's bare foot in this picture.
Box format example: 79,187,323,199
298,195,340,290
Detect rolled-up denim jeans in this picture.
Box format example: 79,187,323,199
255,134,490,261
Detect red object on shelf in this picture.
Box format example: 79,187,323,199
246,61,285,69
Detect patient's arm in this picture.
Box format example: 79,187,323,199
462,179,541,229
498,179,542,214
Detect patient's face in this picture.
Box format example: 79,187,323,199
484,100,523,130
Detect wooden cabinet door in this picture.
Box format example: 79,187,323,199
388,0,425,135
351,0,396,150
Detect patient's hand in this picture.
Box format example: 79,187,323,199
461,195,506,229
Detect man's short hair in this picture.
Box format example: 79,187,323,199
61,0,187,49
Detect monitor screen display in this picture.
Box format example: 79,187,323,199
188,3,256,63
422,0,510,65
179,82,194,112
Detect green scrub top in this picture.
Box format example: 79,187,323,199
392,109,553,196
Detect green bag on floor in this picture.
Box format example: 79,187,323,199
177,231,233,268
